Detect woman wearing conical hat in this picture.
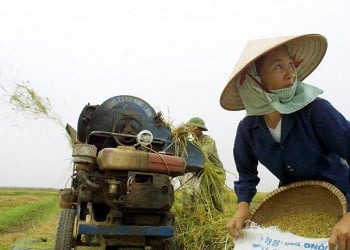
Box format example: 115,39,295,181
221,34,350,249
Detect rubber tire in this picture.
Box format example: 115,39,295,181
54,208,76,250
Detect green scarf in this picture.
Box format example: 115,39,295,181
235,64,323,116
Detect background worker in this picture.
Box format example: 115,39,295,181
183,116,226,212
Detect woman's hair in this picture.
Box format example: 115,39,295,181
255,55,265,76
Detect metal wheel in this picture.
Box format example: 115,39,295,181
54,209,76,250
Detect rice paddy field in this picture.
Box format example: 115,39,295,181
0,187,60,250
0,186,267,250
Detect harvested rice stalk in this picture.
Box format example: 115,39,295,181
171,125,227,214
7,82,63,125
2,82,74,146
197,160,226,214
171,194,234,250
168,123,201,159
170,122,229,249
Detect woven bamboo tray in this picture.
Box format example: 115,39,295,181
250,180,347,229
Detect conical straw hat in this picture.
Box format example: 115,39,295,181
220,34,328,111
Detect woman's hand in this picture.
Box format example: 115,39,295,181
329,212,350,250
226,202,250,240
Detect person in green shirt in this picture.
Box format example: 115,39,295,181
187,117,224,170
185,117,226,212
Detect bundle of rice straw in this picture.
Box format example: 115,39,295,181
168,123,230,250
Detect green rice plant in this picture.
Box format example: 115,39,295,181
0,188,60,250
0,187,57,196
0,195,41,212
0,195,59,232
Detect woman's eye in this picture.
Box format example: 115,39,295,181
275,65,282,70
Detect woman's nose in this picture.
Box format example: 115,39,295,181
284,70,296,82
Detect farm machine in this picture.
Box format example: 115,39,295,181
54,95,203,250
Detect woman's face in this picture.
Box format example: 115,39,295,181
256,46,296,90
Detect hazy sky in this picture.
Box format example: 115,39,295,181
1,0,349,192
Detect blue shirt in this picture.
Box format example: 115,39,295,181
233,97,350,210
